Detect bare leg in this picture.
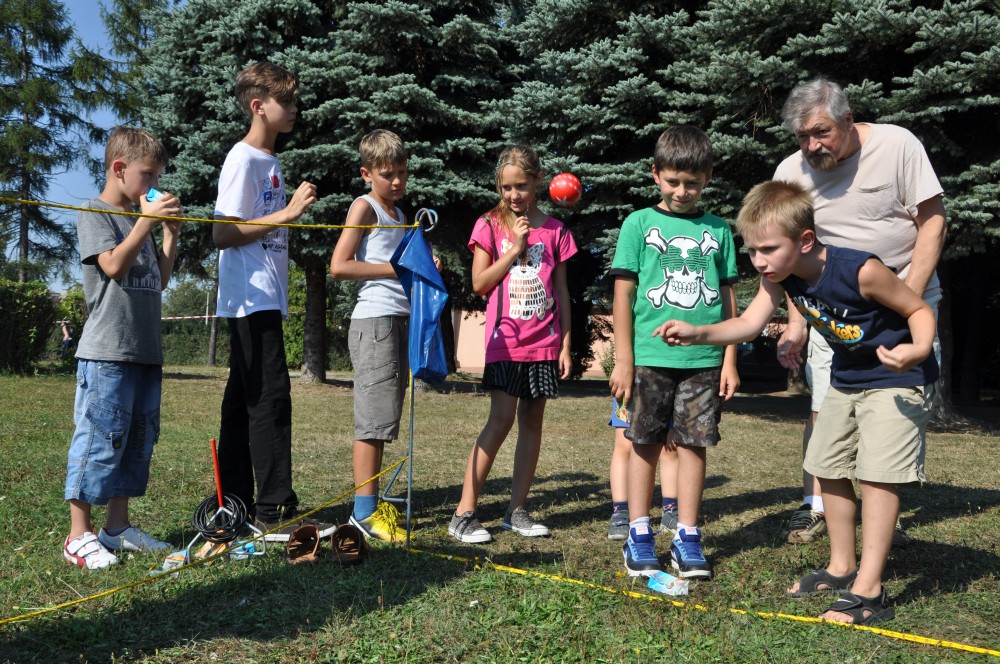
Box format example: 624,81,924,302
508,397,547,512
353,439,386,496
69,499,93,539
802,412,823,501
627,442,662,521
821,481,897,623
609,427,631,503
787,476,857,594
456,391,518,515
104,497,130,532
659,433,679,504
676,445,705,528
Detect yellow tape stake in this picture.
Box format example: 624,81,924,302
0,196,418,230
0,456,408,627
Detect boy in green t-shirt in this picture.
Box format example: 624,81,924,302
609,125,740,579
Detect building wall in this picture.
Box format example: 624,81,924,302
452,309,611,378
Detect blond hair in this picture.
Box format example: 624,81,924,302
359,129,407,170
487,145,542,238
737,180,815,243
234,61,298,116
104,126,168,171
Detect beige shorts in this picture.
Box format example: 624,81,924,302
806,292,942,412
804,384,935,485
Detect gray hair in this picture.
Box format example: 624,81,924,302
781,77,852,133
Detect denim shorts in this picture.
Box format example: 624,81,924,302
348,316,409,441
65,360,162,505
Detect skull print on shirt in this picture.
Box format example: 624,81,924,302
643,227,720,310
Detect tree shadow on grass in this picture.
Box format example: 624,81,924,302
0,545,467,663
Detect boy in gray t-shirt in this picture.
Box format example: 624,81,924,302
63,127,182,570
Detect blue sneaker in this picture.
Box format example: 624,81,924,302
622,524,663,577
670,527,712,579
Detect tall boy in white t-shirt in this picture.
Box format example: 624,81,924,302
212,61,329,541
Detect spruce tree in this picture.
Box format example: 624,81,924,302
142,0,516,380
0,0,112,282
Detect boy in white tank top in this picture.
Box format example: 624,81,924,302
330,130,441,542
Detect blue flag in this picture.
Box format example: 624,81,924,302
390,227,449,381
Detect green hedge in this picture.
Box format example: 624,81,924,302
0,279,57,373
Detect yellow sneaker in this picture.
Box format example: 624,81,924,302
349,501,407,542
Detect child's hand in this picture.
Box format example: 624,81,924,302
558,348,572,380
139,191,181,225
287,181,318,220
776,323,807,370
162,218,183,236
719,364,740,401
652,319,694,345
512,215,530,254
876,343,930,373
609,362,634,406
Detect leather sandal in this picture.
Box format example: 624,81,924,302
788,567,858,597
330,524,368,566
285,524,320,564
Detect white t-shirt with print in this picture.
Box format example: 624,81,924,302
215,141,290,317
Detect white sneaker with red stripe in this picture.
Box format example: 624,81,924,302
64,532,119,570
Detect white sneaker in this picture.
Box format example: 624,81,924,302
98,525,171,553
64,532,119,570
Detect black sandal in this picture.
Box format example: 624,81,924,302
788,567,858,597
823,588,895,625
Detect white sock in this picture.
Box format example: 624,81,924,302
675,523,696,537
629,517,651,534
805,495,825,513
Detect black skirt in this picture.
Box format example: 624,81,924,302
482,360,560,399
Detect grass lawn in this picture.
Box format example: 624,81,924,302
1,367,998,662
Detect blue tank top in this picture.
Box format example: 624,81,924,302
782,245,938,388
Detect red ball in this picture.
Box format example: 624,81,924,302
549,172,582,207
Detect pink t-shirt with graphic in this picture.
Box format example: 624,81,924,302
468,215,578,363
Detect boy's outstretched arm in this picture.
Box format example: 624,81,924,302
654,278,783,347
214,181,317,249
858,258,936,372
719,284,741,401
609,277,637,406
329,199,398,281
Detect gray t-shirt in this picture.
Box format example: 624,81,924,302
75,199,163,365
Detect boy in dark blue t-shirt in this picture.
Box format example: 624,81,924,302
654,180,937,626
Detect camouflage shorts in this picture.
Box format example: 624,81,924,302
625,366,722,448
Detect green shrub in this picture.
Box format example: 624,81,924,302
0,279,58,373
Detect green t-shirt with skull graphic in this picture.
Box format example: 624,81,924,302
609,206,738,369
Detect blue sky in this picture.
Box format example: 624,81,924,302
46,3,118,290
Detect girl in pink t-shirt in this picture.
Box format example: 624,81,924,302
449,146,578,544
